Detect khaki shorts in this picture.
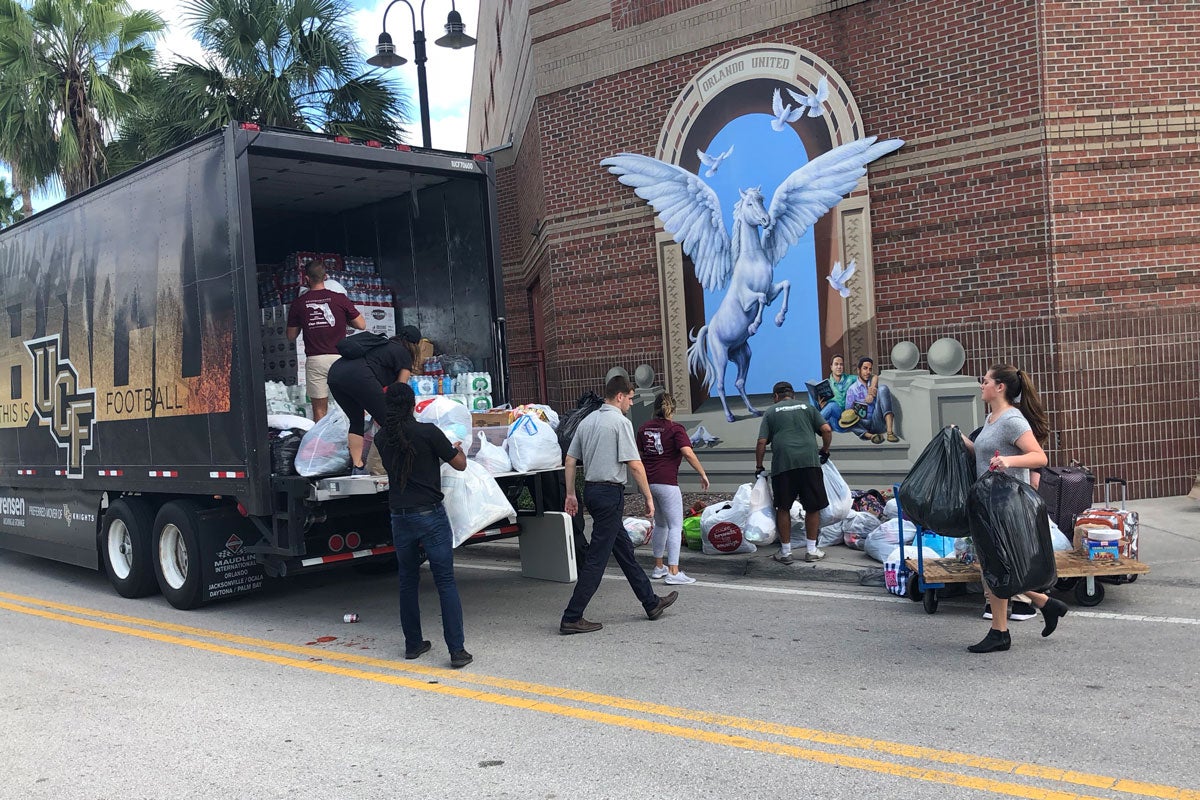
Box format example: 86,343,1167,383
304,354,341,399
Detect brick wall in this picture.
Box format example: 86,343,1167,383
494,0,1200,496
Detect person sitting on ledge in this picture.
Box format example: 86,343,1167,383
839,356,899,444
811,354,857,430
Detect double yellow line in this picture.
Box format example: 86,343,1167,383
1,589,1195,800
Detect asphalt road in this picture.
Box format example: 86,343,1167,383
2,545,1198,800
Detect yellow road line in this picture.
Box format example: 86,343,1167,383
1,590,1195,800
0,598,1114,800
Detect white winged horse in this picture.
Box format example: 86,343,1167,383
601,136,903,421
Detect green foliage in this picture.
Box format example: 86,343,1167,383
111,0,410,168
0,0,164,196
0,176,23,228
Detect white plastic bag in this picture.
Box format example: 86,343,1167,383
416,396,472,437
789,500,804,524
472,431,512,474
883,498,899,521
440,460,517,547
749,474,772,517
623,517,653,547
883,545,942,597
818,460,853,526
817,520,846,548
744,508,777,545
295,405,351,477
844,511,882,549
506,414,563,472
267,413,314,432
700,501,756,554
865,518,919,562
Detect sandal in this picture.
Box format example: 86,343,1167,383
870,433,884,444
886,432,899,443
859,433,872,442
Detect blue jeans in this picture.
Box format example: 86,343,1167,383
821,401,844,429
562,483,658,623
849,385,895,436
391,505,465,653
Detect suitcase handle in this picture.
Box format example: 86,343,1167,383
1103,476,1127,509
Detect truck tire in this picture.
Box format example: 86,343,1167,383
100,499,160,598
153,501,205,610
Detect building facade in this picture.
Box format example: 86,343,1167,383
467,0,1200,498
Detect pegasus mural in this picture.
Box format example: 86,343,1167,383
602,134,902,421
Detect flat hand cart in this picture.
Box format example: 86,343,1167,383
893,485,1149,614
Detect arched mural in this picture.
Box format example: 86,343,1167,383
602,44,900,418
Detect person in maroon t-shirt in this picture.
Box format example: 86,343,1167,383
286,260,365,420
636,393,710,585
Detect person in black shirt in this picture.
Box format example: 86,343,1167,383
381,381,473,668
328,329,417,474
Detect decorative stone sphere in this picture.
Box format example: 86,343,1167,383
891,341,920,371
634,364,656,389
605,366,630,385
927,337,966,376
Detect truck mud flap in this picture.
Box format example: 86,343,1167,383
197,505,265,604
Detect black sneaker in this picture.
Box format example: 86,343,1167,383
450,649,473,668
982,604,993,620
1010,601,1037,621
404,640,432,659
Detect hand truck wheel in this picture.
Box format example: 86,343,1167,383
922,588,939,614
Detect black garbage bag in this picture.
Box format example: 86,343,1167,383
558,391,604,456
967,471,1057,598
898,426,976,536
270,428,306,476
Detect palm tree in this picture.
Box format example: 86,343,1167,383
0,0,163,197
0,175,23,228
113,0,409,167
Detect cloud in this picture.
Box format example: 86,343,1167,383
124,0,208,64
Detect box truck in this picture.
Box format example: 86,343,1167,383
0,123,511,608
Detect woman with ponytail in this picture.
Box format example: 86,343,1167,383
961,364,1068,653
381,382,475,669
637,392,710,585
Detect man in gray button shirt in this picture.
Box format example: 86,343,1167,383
560,375,678,634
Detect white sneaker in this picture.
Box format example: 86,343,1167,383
651,565,669,579
804,548,826,562
664,571,696,585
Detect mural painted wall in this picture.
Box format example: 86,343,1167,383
602,45,901,421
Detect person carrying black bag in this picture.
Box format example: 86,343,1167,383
328,326,420,474
961,363,1068,653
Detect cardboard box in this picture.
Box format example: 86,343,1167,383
472,410,510,427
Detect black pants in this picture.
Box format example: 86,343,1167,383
327,358,387,437
561,483,657,623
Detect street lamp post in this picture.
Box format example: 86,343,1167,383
367,0,477,149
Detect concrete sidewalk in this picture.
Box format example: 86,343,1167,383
464,495,1200,591
653,494,1200,589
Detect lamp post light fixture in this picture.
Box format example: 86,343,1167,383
367,0,477,149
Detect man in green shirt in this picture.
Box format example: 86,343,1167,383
755,381,833,564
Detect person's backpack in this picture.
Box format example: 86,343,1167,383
336,331,390,359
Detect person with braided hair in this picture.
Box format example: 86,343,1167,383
961,364,1069,653
381,382,474,668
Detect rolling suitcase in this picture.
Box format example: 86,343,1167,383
1074,477,1140,583
1037,463,1096,531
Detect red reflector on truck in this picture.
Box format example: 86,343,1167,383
334,135,351,144
98,469,124,477
209,471,246,479
345,532,362,549
240,122,261,131
17,469,35,475
328,534,345,552
365,140,382,148
148,470,178,478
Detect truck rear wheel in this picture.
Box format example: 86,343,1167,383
101,499,160,598
153,501,205,610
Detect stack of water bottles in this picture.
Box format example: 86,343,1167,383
409,356,493,412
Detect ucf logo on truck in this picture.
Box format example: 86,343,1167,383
25,335,96,478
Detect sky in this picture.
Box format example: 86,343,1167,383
6,0,479,214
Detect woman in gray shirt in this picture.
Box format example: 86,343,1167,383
960,364,1068,653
